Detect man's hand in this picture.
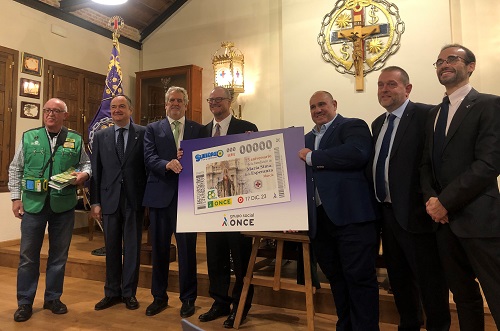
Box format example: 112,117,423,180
166,159,183,174
298,148,312,162
12,200,24,219
426,197,449,223
177,148,184,160
71,171,90,186
90,205,102,222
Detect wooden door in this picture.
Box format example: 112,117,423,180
84,76,105,147
47,65,82,132
45,61,105,147
0,47,17,191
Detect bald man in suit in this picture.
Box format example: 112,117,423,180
91,95,147,311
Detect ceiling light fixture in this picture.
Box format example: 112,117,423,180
91,0,128,5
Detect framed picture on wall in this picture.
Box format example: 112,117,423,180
21,52,43,76
19,78,41,99
20,101,41,120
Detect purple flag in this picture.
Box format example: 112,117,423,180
88,40,124,152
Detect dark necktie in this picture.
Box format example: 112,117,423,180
433,96,450,175
117,127,125,162
375,114,396,202
214,123,221,137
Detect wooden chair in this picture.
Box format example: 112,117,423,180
234,231,315,331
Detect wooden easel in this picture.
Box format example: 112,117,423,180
234,231,315,331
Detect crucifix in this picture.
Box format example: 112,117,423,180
337,7,381,91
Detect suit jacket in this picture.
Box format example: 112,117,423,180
420,88,500,238
90,123,147,214
202,116,258,138
142,118,204,208
370,101,435,233
305,114,378,238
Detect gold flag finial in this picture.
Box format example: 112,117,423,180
108,16,125,42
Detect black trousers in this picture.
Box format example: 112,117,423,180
381,204,450,331
312,206,379,331
102,191,143,297
436,224,500,330
205,231,253,312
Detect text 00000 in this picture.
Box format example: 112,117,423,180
239,140,273,154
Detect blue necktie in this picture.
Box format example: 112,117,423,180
375,114,396,202
117,128,125,162
433,96,450,176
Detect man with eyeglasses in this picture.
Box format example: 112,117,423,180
371,66,450,331
198,86,257,328
8,98,91,322
420,44,500,329
142,86,203,318
91,95,147,313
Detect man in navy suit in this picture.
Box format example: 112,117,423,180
91,95,147,311
298,91,379,331
421,44,500,330
198,86,258,329
142,86,203,318
372,66,450,331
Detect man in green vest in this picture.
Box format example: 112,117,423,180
8,98,91,322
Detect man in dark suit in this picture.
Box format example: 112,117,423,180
420,44,500,330
142,86,203,318
298,91,379,331
91,95,147,311
198,86,258,329
372,66,450,331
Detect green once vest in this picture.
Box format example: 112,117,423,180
22,127,82,214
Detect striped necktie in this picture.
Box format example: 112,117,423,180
172,120,180,148
214,123,221,137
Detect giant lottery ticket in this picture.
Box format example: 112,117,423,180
177,127,308,233
192,133,290,214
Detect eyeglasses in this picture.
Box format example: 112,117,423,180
43,108,66,114
206,97,230,103
433,55,469,68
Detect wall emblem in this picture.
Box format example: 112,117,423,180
318,0,404,91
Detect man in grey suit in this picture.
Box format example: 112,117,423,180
421,44,500,330
90,95,147,311
372,66,450,331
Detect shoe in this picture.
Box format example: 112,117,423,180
94,296,122,311
123,296,139,310
199,306,230,322
223,309,248,329
145,298,168,316
43,299,68,314
180,300,195,318
14,304,32,322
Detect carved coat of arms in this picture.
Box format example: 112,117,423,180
318,0,405,91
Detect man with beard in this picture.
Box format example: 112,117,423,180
198,86,258,329
420,44,500,330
